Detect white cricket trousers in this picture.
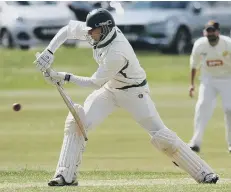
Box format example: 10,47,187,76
84,86,166,134
190,77,231,148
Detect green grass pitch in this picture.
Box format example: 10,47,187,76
1,47,231,191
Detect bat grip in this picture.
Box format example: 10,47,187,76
45,68,60,86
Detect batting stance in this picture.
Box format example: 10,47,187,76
189,21,231,153
34,9,218,186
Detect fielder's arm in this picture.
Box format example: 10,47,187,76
190,41,201,87
189,40,201,97
190,68,197,87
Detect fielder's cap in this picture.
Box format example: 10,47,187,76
205,20,220,31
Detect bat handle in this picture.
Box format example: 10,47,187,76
45,68,60,87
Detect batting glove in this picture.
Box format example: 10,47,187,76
34,49,54,72
43,69,71,85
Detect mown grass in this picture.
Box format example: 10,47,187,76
0,47,229,192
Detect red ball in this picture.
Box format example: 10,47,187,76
13,103,21,111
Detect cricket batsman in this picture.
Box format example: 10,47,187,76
189,20,231,153
34,9,219,186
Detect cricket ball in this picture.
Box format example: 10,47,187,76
13,103,21,111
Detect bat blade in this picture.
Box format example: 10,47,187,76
55,83,88,141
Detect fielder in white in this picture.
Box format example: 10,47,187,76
34,9,218,186
189,20,231,153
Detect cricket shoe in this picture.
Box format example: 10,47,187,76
202,173,219,184
189,145,200,153
48,175,78,186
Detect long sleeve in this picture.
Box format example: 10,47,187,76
69,75,99,89
47,26,69,53
69,52,127,88
190,40,201,69
47,20,87,53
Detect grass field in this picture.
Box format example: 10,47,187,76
1,47,231,191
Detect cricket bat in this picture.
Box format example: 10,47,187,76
46,68,88,141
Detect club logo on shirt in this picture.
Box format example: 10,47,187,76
200,52,207,56
206,60,223,67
